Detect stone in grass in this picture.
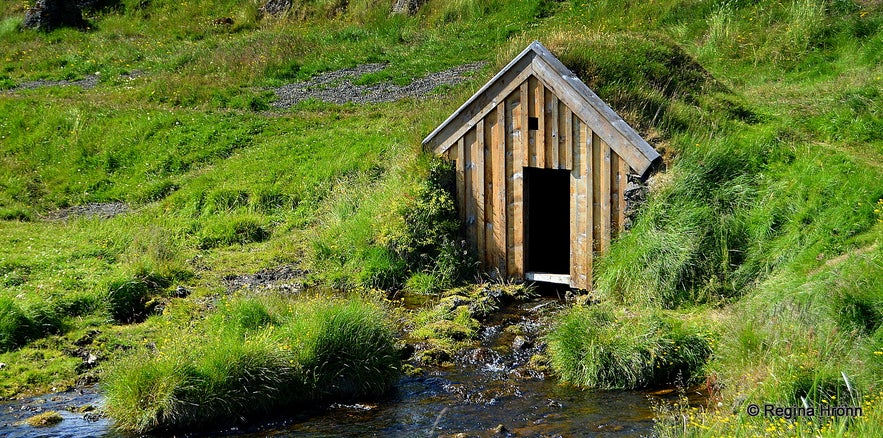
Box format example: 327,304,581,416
26,411,64,427
23,0,86,31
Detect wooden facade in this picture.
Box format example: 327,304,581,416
423,41,659,289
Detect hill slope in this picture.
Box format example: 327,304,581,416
1,0,881,435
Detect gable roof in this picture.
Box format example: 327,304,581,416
422,41,660,176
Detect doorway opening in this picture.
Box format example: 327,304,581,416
524,167,570,275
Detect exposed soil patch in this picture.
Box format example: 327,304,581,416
223,264,307,293
271,61,486,108
43,202,131,220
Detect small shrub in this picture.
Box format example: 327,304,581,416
405,272,438,295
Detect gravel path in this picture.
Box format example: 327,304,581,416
271,61,486,108
6,71,142,92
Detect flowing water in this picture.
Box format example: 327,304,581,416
0,295,706,437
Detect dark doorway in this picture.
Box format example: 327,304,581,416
524,167,570,274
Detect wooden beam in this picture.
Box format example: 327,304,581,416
526,272,571,285
456,137,466,225
492,102,507,276
505,93,517,277
535,79,546,168
598,134,612,254
584,123,594,289
520,82,529,168
464,127,477,254
484,112,495,270
610,152,621,236
569,118,583,289
547,89,558,169
510,93,525,278
618,157,629,235
558,100,573,170
591,130,601,256
474,121,486,266
527,76,538,168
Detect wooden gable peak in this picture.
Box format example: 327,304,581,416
422,40,660,176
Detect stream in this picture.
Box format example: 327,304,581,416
0,295,706,437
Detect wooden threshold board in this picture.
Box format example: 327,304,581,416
525,272,571,285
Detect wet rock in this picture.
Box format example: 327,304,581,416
419,348,452,365
23,0,86,31
491,423,509,436
512,335,532,351
462,347,498,365
223,264,307,293
0,362,6,370
173,285,191,298
392,0,427,15
436,294,470,313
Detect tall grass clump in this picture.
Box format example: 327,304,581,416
0,296,31,352
547,304,713,389
0,296,64,352
104,295,399,433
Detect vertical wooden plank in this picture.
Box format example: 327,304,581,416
506,94,516,277
598,135,612,254
464,128,476,256
527,77,538,168
584,122,594,289
569,119,583,288
520,82,530,168
535,80,546,168
509,93,524,278
592,131,602,256
493,102,507,277
484,111,494,271
473,120,486,267
546,89,558,169
561,103,571,169
456,137,466,225
618,157,629,236
610,152,621,236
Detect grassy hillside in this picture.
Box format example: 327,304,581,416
1,0,881,435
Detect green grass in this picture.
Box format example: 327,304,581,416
0,0,881,435
547,304,713,389
103,294,400,432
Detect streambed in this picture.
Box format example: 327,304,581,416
0,296,705,437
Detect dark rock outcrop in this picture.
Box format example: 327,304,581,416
392,0,428,15
260,0,291,17
23,0,87,31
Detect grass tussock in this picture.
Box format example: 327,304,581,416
103,294,400,433
547,304,712,390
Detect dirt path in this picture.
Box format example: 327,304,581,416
271,61,486,108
